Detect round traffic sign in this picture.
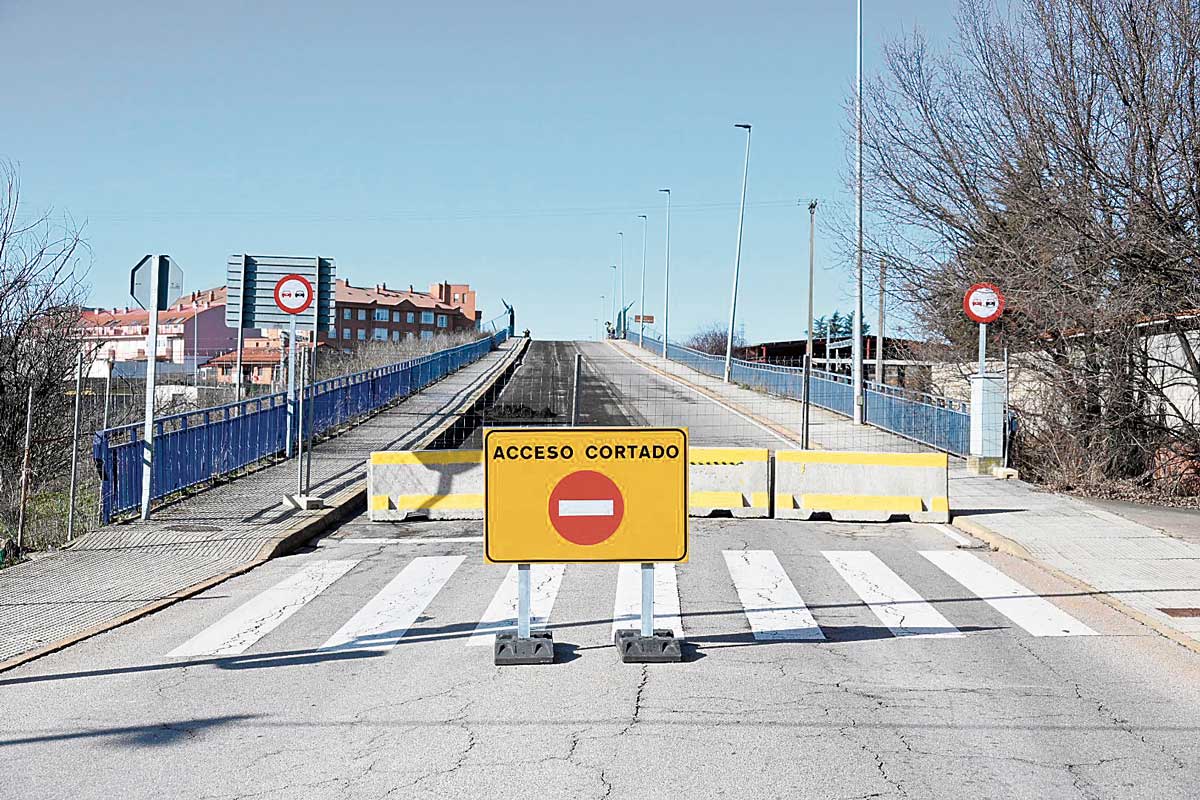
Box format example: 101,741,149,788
963,282,1005,324
547,470,625,546
274,274,314,315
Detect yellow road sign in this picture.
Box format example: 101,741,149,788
484,427,688,563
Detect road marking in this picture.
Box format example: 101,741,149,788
168,560,361,658
722,550,824,640
611,564,684,638
558,499,615,517
334,537,482,545
320,556,465,652
921,551,1097,637
466,564,566,646
933,524,973,546
823,551,962,638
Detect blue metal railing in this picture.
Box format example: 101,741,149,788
93,330,509,523
635,335,976,456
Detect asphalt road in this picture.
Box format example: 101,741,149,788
4,517,1198,799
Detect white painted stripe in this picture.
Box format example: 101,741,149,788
334,537,482,545
934,524,972,546
320,556,464,652
466,564,566,646
921,551,1097,637
823,551,962,638
611,564,684,638
722,550,824,641
558,499,614,517
169,560,361,658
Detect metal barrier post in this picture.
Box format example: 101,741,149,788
571,353,582,426
640,562,655,637
802,354,812,450
517,563,531,638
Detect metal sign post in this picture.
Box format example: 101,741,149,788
271,272,324,510
640,562,655,638
140,258,160,521
964,282,1007,475
286,315,297,458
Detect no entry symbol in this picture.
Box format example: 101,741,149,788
548,470,625,546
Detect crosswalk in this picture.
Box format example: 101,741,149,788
167,548,1100,658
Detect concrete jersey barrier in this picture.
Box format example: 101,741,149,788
688,447,770,518
368,450,483,521
773,450,950,523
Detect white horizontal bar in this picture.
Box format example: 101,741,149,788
558,499,614,517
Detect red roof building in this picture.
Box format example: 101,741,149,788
331,279,480,347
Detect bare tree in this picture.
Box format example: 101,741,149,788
854,0,1200,492
0,161,90,545
685,323,745,356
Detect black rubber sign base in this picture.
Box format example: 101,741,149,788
494,631,555,665
614,628,683,663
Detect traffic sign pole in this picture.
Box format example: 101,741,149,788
978,322,987,377
140,257,160,521
517,563,532,639
640,563,654,637
286,315,297,459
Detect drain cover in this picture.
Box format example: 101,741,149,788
1158,608,1200,618
166,524,223,533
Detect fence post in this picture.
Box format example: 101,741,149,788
802,354,811,450
17,387,34,553
66,351,84,541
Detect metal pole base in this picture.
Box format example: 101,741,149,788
613,629,683,663
283,494,325,510
494,631,555,665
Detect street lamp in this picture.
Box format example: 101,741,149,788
617,231,625,337
637,214,648,347
600,295,606,339
806,199,817,368
659,188,671,358
609,265,618,329
852,0,865,424
724,122,752,383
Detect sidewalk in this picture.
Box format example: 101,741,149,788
615,340,1200,651
0,337,526,670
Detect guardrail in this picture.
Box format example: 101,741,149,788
635,335,980,457
93,330,509,524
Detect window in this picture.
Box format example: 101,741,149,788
357,309,366,321
405,332,415,340
392,330,401,342
420,330,433,340
343,309,351,320
453,293,460,302
356,329,366,340
392,311,402,322
420,311,434,325
406,312,415,323
372,328,387,341
342,329,350,340
373,308,389,322
436,314,448,328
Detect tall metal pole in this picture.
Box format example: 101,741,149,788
296,343,307,496
286,316,297,458
637,214,648,347
571,352,582,425
807,200,817,369
610,266,618,327
600,296,606,338
140,256,161,521
97,368,112,526
876,256,885,385
659,188,671,358
617,231,625,338
67,351,84,540
852,0,865,424
724,123,753,383
235,254,247,401
16,386,34,552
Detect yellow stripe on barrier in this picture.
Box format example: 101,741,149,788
690,490,745,509
689,447,769,464
775,493,795,509
801,494,924,513
371,450,483,465
930,496,950,513
750,491,770,509
776,451,947,468
395,493,485,510
370,495,390,511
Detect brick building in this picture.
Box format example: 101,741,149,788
331,279,480,347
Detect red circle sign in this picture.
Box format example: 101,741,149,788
548,470,625,546
963,282,1005,324
274,274,314,315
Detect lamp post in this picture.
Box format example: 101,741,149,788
807,199,817,368
600,295,606,339
852,0,865,424
659,188,671,357
609,265,618,328
637,214,648,347
724,123,752,383
617,231,625,337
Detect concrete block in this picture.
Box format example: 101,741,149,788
367,450,483,521
614,629,683,663
688,447,770,518
493,631,555,665
774,450,950,523
991,466,1019,480
283,494,325,510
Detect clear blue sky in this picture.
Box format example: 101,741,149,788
4,0,957,342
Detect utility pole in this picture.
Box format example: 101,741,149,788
637,214,648,347
852,0,865,424
659,189,671,357
724,123,753,383
806,199,817,369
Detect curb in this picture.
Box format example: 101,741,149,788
0,338,527,675
951,515,1200,657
